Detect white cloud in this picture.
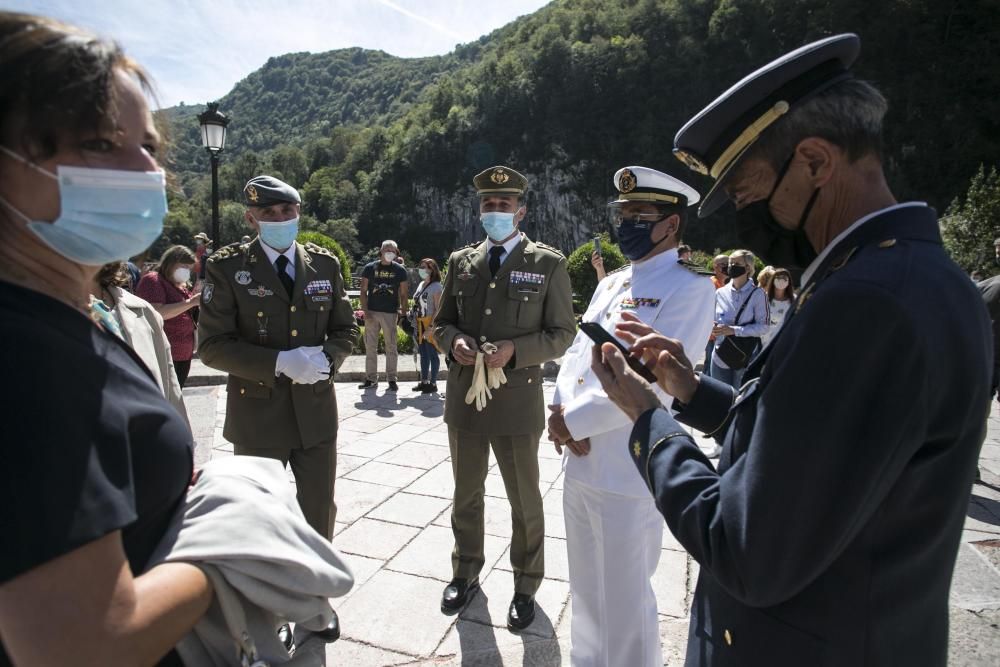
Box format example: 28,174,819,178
9,0,550,107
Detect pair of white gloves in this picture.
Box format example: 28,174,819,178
464,342,508,412
275,346,330,384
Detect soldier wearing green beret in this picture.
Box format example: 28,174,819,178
434,166,576,631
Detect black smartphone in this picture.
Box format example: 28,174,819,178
579,321,658,383
593,236,602,257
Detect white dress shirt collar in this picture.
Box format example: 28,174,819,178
486,232,524,260
259,240,298,279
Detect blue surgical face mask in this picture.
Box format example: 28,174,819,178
257,216,299,250
481,210,519,242
0,146,167,266
418,268,429,280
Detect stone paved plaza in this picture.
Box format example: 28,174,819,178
182,367,1000,666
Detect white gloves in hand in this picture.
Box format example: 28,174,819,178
464,345,508,412
275,345,330,384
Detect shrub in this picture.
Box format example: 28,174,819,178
566,234,627,312
353,326,415,355
298,231,352,285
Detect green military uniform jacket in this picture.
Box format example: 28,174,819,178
435,235,575,435
199,239,358,449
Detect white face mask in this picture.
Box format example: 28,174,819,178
173,267,191,284
774,278,790,290
383,251,397,262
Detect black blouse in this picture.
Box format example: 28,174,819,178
0,281,193,664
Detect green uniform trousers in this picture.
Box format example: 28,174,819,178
448,428,545,595
233,440,337,540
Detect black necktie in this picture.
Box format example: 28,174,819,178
275,255,294,297
489,246,505,277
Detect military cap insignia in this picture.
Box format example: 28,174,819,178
673,149,710,176
235,270,252,285
490,168,510,185
246,184,259,203
619,168,637,193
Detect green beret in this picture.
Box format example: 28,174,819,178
244,175,301,207
473,166,528,196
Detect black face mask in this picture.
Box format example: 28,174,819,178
733,156,820,275
726,264,747,279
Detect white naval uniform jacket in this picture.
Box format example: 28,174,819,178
554,248,715,497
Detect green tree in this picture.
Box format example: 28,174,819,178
566,235,627,313
942,165,1000,276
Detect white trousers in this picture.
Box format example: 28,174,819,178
564,476,664,667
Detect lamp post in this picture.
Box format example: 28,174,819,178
197,102,229,247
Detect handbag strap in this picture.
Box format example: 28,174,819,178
732,286,760,326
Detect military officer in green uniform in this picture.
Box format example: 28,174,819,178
434,166,575,631
198,175,358,545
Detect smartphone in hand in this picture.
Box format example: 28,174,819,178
593,236,602,257
579,321,657,383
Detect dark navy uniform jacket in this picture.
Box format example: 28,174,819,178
628,205,992,666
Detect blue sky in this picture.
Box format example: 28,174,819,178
12,0,551,107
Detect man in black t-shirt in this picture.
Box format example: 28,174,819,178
359,240,409,390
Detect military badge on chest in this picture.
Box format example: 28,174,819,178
249,284,274,298
305,279,333,303
618,297,661,311
235,270,252,285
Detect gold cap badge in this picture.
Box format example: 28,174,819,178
490,168,510,185
619,168,637,193
246,185,258,203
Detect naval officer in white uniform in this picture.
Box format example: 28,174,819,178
548,166,715,667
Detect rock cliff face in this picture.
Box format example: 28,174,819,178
410,162,613,254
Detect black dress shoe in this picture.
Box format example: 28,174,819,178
387,381,399,391
422,383,438,394
277,623,295,653
357,380,377,389
413,382,427,392
312,610,340,642
441,577,479,614
507,593,535,631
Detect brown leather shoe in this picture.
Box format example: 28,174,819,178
441,577,479,614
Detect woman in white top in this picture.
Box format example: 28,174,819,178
412,258,444,394
761,267,795,348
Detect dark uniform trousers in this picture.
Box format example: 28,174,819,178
199,239,358,541
449,428,545,595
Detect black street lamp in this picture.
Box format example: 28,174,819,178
197,102,230,248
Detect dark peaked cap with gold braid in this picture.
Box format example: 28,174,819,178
473,165,528,196
673,33,860,218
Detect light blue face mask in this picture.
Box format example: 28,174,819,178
0,146,167,266
257,216,299,250
481,210,520,242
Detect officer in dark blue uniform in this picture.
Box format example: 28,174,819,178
590,34,993,666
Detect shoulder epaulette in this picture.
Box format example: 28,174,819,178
678,259,714,276
304,242,335,258
534,241,566,259
608,263,631,276
207,242,245,262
